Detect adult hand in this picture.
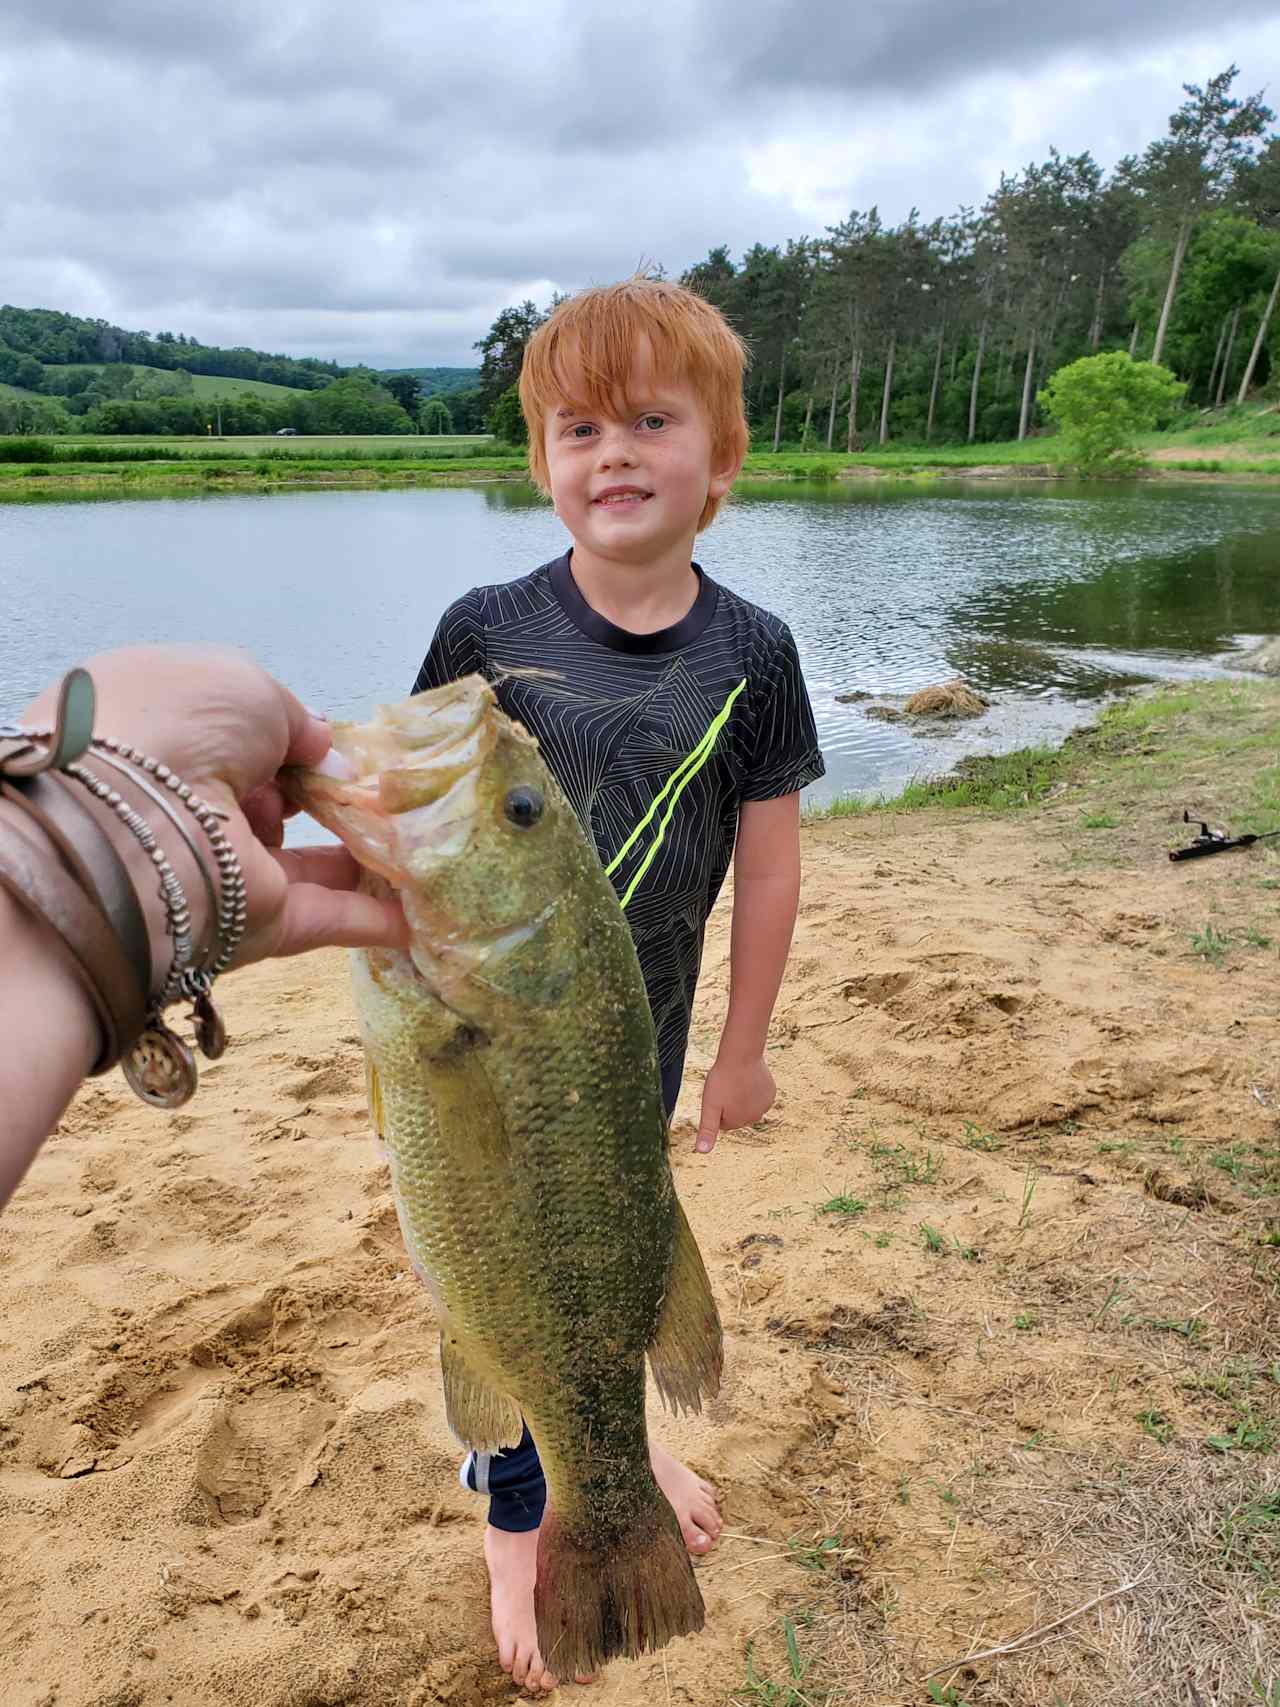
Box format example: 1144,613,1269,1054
24,646,406,971
694,1052,776,1153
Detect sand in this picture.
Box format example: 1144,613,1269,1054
3,716,1279,1706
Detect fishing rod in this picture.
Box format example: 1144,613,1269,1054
1169,809,1280,863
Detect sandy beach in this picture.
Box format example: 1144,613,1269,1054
2,678,1278,1707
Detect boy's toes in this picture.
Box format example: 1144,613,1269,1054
511,1642,556,1691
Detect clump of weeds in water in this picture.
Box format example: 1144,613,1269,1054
1190,922,1231,965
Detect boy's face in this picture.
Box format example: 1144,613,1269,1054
542,341,738,567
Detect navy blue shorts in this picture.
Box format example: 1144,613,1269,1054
459,1063,682,1532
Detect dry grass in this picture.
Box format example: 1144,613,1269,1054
902,679,990,719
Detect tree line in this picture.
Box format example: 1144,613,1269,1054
6,66,1277,446
0,305,342,391
479,67,1280,450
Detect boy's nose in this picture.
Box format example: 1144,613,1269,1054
595,427,635,467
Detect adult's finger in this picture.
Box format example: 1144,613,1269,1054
273,844,373,893
242,782,287,848
278,686,332,772
273,884,408,957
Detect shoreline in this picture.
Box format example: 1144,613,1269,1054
3,451,1280,503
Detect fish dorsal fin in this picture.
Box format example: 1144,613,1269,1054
365,1052,386,1141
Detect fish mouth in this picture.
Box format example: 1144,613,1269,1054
285,677,560,1008
288,676,497,878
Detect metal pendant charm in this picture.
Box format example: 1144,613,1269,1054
122,1021,198,1108
192,990,227,1059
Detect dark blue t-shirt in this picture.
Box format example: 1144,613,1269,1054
413,551,825,1102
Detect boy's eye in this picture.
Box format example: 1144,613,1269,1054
569,423,596,438
640,415,666,431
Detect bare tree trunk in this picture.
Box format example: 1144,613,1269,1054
1151,215,1192,368
879,333,897,446
845,340,862,452
926,315,946,442
967,316,988,443
1017,326,1038,441
771,344,788,453
1090,261,1107,351
801,392,814,449
1128,320,1141,358
826,358,840,448
949,341,960,385
1237,265,1280,405
1215,304,1242,408
1215,312,1235,401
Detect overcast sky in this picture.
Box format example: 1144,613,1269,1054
4,2,1279,369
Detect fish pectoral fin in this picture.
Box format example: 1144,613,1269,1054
440,1330,524,1452
648,1200,723,1415
364,1052,386,1141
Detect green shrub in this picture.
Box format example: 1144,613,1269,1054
0,437,56,462
1038,352,1186,476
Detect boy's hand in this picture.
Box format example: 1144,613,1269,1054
695,1053,776,1153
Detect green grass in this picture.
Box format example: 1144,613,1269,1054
808,744,1065,821
817,1191,867,1219
0,433,527,495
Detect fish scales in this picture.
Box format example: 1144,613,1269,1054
284,676,723,1676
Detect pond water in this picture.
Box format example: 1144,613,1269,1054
2,479,1278,834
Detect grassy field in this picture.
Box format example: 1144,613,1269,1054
3,403,1280,498
56,432,494,453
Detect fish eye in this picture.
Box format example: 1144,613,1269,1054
504,785,544,829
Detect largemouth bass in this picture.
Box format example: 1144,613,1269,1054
285,677,723,1676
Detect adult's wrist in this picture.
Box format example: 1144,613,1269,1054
0,883,100,1076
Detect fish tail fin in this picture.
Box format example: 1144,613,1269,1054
535,1497,704,1676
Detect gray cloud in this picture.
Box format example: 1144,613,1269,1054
2,3,1278,367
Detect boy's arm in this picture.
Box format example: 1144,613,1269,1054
694,790,801,1153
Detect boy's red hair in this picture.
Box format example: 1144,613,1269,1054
518,277,749,532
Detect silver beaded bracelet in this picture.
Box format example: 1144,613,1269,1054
14,723,247,1108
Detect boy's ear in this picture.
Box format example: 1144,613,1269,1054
708,446,745,499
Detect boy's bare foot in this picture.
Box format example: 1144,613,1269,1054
483,1524,596,1692
484,1524,559,1692
481,1451,715,1690
650,1441,722,1555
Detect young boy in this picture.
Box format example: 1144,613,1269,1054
412,277,825,1691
